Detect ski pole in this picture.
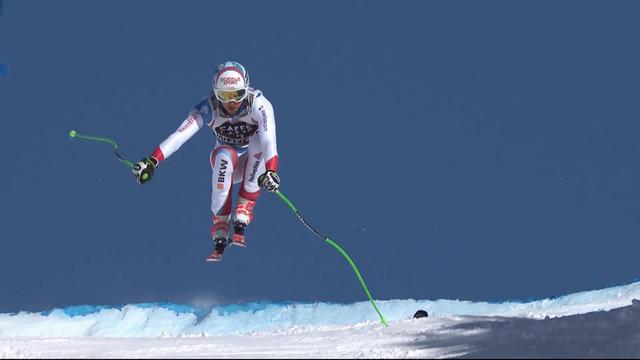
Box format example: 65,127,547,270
274,189,388,327
68,130,136,170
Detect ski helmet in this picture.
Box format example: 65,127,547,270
213,61,250,103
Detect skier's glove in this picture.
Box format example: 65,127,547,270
258,170,280,192
132,156,158,184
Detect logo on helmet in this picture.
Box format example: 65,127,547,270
220,77,241,85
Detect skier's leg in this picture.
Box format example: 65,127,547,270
233,153,248,185
232,137,265,246
207,145,238,261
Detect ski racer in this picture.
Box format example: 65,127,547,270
132,61,280,262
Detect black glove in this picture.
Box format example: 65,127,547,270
258,170,280,192
132,157,158,184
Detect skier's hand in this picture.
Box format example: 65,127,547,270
132,157,158,184
258,170,280,192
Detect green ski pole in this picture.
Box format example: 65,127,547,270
68,129,138,171
274,189,388,327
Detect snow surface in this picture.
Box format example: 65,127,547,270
2,281,640,358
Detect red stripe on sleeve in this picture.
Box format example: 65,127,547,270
265,156,279,172
151,147,165,162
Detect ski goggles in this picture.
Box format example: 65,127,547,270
215,88,247,103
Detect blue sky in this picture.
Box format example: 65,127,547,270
1,0,639,312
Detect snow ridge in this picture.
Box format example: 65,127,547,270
1,281,639,338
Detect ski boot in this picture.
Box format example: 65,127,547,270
232,199,255,247
207,215,230,262
232,221,247,247
206,237,229,262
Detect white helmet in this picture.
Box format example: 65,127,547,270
212,61,250,103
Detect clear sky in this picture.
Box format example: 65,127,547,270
1,0,639,312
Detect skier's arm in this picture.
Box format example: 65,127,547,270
255,95,280,191
255,96,279,172
133,102,207,184
151,108,205,163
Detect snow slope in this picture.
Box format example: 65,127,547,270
1,281,640,358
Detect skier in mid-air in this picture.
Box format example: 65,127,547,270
132,61,280,262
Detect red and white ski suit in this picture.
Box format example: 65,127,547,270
150,88,279,216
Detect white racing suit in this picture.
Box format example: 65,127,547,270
149,88,279,220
